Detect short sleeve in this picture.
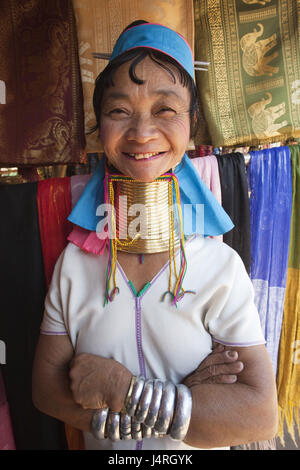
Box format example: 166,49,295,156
40,249,68,336
205,248,265,347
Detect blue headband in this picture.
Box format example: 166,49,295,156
110,23,194,79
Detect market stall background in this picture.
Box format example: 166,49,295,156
0,0,299,451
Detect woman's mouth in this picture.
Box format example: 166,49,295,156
123,151,166,161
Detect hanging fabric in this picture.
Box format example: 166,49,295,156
37,178,73,287
249,146,292,375
0,369,15,450
277,143,300,444
0,0,85,166
190,155,222,206
193,0,300,147
36,177,84,450
0,182,68,449
216,153,251,273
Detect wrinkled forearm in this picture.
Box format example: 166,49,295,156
32,366,94,433
183,382,278,448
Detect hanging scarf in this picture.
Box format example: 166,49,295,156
37,176,85,451
216,152,251,273
249,147,292,375
277,144,300,445
37,178,73,287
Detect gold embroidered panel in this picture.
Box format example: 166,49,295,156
72,0,194,153
0,0,85,166
194,0,300,146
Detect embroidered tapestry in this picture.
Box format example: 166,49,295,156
0,0,85,166
73,0,194,153
194,0,300,146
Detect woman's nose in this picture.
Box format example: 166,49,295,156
125,113,159,143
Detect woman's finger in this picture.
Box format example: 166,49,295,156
196,349,240,373
194,361,244,383
203,374,238,384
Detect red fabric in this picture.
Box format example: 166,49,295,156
37,177,73,287
0,371,15,450
188,145,213,158
37,177,85,449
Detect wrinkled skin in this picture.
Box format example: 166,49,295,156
69,343,243,411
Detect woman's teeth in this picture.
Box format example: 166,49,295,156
128,152,160,160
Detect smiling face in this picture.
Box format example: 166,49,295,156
99,56,191,182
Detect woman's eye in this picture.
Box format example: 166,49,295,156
157,108,176,115
110,108,125,114
109,108,128,117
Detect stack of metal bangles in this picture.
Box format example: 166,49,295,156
91,376,192,442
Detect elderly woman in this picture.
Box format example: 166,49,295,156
32,22,278,450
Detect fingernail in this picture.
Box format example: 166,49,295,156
226,351,237,358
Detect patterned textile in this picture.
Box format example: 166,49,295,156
72,0,194,152
277,144,300,444
0,0,85,166
249,147,292,375
194,0,300,146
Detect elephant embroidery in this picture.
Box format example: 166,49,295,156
242,0,271,5
240,23,279,77
248,92,288,138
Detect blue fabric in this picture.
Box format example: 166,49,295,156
249,146,292,373
249,147,292,287
68,154,234,237
110,23,194,79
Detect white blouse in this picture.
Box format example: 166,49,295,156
41,235,265,450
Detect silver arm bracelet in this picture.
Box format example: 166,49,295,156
119,412,132,441
169,384,192,441
91,407,109,440
135,379,154,423
141,423,152,439
131,417,143,441
106,411,120,442
144,379,163,428
154,381,176,434
91,380,192,442
125,375,145,416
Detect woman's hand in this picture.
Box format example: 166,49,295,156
183,343,244,387
69,353,132,412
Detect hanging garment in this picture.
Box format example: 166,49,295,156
216,153,251,273
37,176,84,450
72,0,194,153
37,177,73,287
0,369,15,450
191,155,222,206
70,174,92,209
249,147,292,376
0,0,85,166
193,0,300,146
277,144,300,445
0,182,68,449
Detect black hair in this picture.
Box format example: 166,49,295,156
90,21,200,138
